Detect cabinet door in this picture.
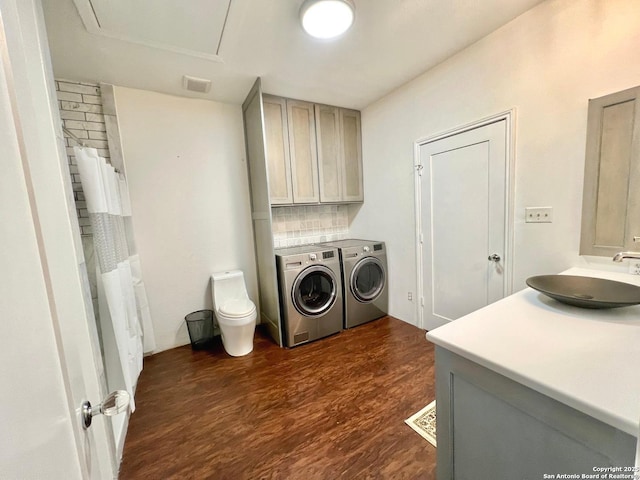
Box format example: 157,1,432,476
580,86,640,256
315,104,343,202
263,95,293,205
340,109,364,202
287,100,319,203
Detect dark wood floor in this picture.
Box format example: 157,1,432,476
119,316,436,479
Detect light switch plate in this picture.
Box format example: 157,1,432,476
525,207,553,223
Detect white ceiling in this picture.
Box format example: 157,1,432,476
42,0,546,109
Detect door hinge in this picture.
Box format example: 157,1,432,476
415,164,424,176
419,233,424,244
420,297,424,307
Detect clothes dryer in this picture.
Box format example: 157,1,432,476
321,239,388,328
275,245,343,347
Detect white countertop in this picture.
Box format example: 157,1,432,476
426,267,640,436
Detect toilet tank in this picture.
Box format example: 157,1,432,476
211,270,249,309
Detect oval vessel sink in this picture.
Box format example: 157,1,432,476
526,275,640,309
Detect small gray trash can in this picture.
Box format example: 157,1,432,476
185,310,214,350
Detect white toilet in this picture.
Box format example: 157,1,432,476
211,270,257,357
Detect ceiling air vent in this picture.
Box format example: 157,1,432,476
182,75,212,94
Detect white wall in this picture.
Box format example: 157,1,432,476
114,87,257,352
350,0,640,326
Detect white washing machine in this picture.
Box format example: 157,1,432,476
321,239,388,328
275,245,343,347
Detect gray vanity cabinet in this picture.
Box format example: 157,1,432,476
435,347,635,479
580,85,640,256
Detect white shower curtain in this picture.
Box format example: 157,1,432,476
75,146,155,411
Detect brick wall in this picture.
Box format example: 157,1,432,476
55,79,112,235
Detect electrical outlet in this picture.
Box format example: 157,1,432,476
628,262,640,275
525,207,553,223
408,292,413,301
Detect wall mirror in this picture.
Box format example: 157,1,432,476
580,85,640,257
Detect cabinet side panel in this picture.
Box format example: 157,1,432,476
252,217,281,343
243,85,282,346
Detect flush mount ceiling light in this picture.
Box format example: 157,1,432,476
300,0,355,39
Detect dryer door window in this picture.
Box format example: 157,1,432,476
350,257,385,303
292,265,337,317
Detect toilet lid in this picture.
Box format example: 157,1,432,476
219,298,255,318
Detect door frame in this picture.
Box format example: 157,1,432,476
414,110,516,330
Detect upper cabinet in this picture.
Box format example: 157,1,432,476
315,105,342,202
316,105,364,203
261,94,363,205
287,100,320,203
340,109,364,202
263,96,293,204
580,85,640,256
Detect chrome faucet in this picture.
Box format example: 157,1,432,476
612,252,640,262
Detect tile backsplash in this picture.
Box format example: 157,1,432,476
272,205,349,248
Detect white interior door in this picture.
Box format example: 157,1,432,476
0,0,115,477
418,119,510,330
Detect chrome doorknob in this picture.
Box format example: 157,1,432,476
488,254,501,262
82,390,130,429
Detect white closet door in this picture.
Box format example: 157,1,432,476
419,120,508,330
